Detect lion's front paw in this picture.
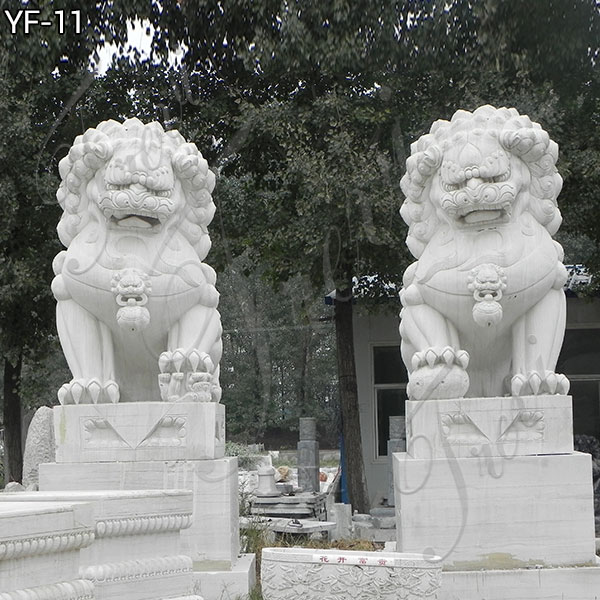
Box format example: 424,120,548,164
408,347,470,401
57,379,119,405
158,348,216,402
511,371,570,396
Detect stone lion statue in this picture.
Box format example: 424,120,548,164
52,118,222,404
399,105,569,400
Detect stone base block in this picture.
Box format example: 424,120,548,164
53,402,225,463
394,451,596,569
82,555,195,600
39,458,240,563
193,553,256,600
440,561,600,599
406,395,573,459
0,501,95,591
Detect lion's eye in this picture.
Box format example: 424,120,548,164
154,190,172,198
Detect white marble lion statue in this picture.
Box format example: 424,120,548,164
52,118,222,404
399,105,569,401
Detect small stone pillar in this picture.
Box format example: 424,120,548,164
256,465,281,497
297,417,320,492
387,416,406,507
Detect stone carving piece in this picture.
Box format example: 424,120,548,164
22,407,55,489
261,548,441,600
399,106,569,400
52,119,222,404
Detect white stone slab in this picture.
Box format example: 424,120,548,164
40,458,240,563
0,490,193,565
193,553,256,600
53,402,225,462
406,395,574,459
0,501,94,593
440,562,600,599
260,547,441,600
394,451,596,570
0,491,198,600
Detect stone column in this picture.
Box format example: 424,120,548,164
387,416,406,507
297,417,320,493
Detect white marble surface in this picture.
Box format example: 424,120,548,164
399,105,568,400
52,118,222,404
40,457,240,564
406,394,574,459
440,562,600,600
394,451,596,570
0,501,95,596
0,490,198,600
261,547,441,600
53,402,225,463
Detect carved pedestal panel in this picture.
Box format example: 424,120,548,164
0,501,95,600
54,402,225,463
406,394,573,459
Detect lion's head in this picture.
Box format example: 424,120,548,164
56,118,216,260
400,105,563,258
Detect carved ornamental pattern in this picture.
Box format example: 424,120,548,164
0,580,94,600
0,529,95,560
80,555,192,584
261,555,441,600
95,513,193,538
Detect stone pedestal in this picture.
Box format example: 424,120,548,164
394,395,600,598
39,402,255,600
0,490,201,600
297,418,319,493
53,402,225,463
0,501,95,600
40,457,239,564
387,416,406,507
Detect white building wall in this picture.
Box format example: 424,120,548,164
353,311,401,506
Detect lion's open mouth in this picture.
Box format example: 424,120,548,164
106,210,164,230
456,203,511,227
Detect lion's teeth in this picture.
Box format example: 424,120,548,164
463,209,502,224
117,216,153,228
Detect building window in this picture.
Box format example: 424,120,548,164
557,328,600,440
373,345,408,457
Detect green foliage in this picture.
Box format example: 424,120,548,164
218,252,338,442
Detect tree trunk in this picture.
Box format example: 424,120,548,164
3,355,23,484
335,288,370,513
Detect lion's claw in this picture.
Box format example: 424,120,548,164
58,379,120,405
158,348,217,402
159,348,214,374
510,371,569,396
408,347,470,401
412,347,470,371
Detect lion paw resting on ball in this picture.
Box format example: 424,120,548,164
52,119,222,404
399,105,569,400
